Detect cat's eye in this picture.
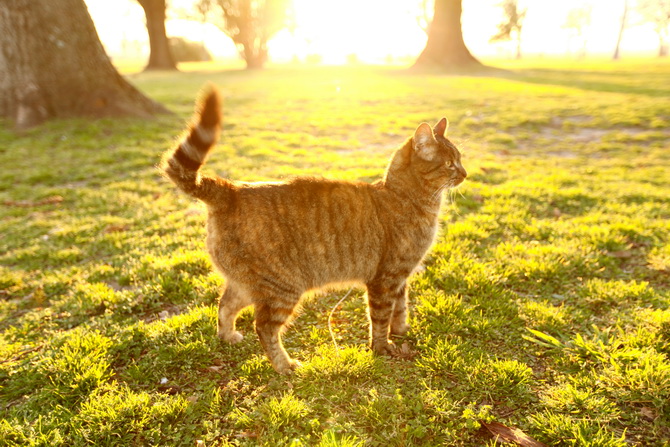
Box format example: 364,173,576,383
445,161,453,168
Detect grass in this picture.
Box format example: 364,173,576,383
1,59,669,446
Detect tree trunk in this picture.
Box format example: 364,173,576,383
659,37,668,57
0,0,169,129
244,50,267,69
241,40,268,69
516,32,522,60
613,0,628,60
413,0,485,71
137,0,178,70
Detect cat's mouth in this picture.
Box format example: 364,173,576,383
450,175,466,188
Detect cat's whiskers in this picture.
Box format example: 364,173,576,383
449,188,464,217
430,181,450,202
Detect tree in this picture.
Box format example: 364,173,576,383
0,0,168,129
637,0,670,57
613,0,629,60
197,0,290,69
490,0,527,60
563,5,592,59
413,0,486,71
137,0,178,70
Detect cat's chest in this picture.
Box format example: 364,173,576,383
389,217,439,256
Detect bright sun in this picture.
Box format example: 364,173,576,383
273,0,428,64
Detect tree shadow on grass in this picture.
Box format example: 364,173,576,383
507,68,670,98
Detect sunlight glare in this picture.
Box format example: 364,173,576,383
274,0,427,64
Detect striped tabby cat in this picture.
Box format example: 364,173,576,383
162,87,467,374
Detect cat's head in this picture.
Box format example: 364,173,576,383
388,118,467,194
412,118,467,189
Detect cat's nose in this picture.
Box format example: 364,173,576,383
459,166,467,179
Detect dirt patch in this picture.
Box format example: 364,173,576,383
542,125,666,144
567,128,610,143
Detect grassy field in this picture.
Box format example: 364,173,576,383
1,59,669,446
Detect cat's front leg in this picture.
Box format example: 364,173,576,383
366,281,403,355
390,282,411,337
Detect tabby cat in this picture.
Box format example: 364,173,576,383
162,86,467,374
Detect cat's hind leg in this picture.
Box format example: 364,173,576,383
217,283,252,344
254,299,301,374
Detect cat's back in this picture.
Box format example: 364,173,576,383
207,176,386,287
230,176,380,219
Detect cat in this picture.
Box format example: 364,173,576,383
161,86,467,374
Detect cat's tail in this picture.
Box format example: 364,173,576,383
161,85,227,205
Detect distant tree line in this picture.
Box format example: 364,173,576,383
491,0,670,60
63,0,670,72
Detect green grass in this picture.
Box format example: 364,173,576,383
1,59,670,446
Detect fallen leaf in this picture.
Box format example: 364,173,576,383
609,250,634,259
104,224,129,233
235,432,258,439
391,342,418,360
640,406,656,422
480,420,547,447
157,385,180,395
207,365,223,372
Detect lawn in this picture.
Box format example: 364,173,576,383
1,59,669,446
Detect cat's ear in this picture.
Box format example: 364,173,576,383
433,118,448,137
413,122,438,160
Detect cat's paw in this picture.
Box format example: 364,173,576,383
288,359,302,371
274,359,302,375
219,330,244,344
390,322,411,337
371,340,397,356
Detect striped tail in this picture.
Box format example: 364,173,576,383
162,86,224,204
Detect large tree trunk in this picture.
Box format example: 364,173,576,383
240,39,268,69
137,0,178,70
413,0,485,71
0,0,169,129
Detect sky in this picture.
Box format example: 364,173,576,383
84,0,665,65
